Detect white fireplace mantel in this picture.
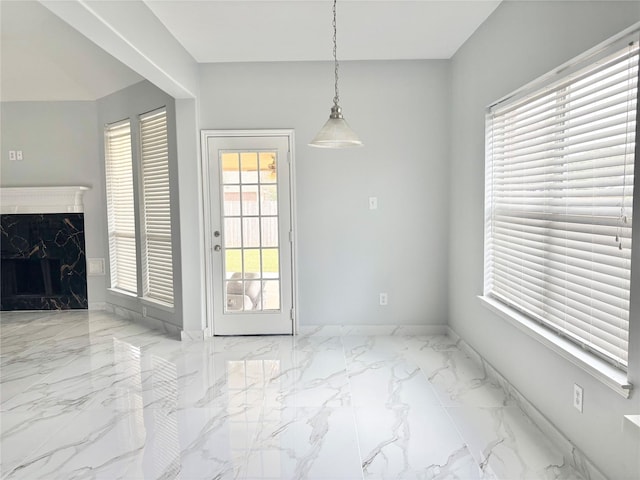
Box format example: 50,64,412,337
0,186,90,214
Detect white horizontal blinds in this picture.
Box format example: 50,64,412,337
485,37,638,369
105,120,138,293
140,108,174,306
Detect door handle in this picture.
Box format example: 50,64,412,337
214,245,221,252
214,230,221,237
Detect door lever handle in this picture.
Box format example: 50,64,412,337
214,245,221,252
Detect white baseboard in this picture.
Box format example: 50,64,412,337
180,329,206,341
298,324,448,337
105,303,181,339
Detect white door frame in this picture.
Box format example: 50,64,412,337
200,129,298,336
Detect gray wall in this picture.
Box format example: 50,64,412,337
96,80,183,328
449,1,640,478
0,101,106,307
199,60,450,327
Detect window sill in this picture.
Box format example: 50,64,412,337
107,287,137,300
478,295,632,398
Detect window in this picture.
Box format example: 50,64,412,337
140,108,174,306
104,107,175,309
105,120,137,293
484,33,638,370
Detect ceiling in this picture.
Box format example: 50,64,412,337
0,1,144,101
144,0,502,63
1,0,501,101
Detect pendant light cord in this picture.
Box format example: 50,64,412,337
309,0,362,147
333,0,340,107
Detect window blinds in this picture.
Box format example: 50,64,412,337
140,108,174,306
485,36,638,369
105,120,138,293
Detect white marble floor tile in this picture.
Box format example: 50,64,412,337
0,311,589,480
446,406,585,480
3,407,151,479
346,355,440,408
355,404,483,480
0,409,82,476
0,352,81,406
246,406,362,480
416,347,511,408
2,406,258,480
1,321,78,359
342,335,412,364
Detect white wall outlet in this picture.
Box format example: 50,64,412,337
8,150,16,161
16,150,23,161
87,258,105,275
369,196,378,210
379,293,388,306
573,384,584,413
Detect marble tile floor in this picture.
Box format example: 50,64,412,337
0,310,587,480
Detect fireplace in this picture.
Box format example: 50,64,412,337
2,258,63,296
1,187,89,311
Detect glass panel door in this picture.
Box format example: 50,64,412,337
205,134,293,335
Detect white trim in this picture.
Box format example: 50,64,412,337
0,186,90,214
287,132,299,335
107,287,138,300
105,302,181,338
199,129,298,337
297,324,448,337
478,295,632,398
200,131,215,336
180,329,205,341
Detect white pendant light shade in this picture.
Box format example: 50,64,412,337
309,0,363,149
309,105,363,148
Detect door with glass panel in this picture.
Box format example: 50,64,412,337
204,133,293,335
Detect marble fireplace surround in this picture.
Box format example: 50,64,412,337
1,186,90,311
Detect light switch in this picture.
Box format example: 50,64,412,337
369,196,378,210
16,150,23,161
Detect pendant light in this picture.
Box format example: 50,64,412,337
309,0,363,148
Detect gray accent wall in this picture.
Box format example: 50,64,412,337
0,101,106,307
449,2,640,478
96,80,183,329
199,60,451,328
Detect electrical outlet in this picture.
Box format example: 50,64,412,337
87,258,105,275
573,384,583,413
8,150,16,161
16,150,23,161
142,306,148,317
379,293,388,306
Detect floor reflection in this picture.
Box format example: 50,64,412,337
0,311,594,480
